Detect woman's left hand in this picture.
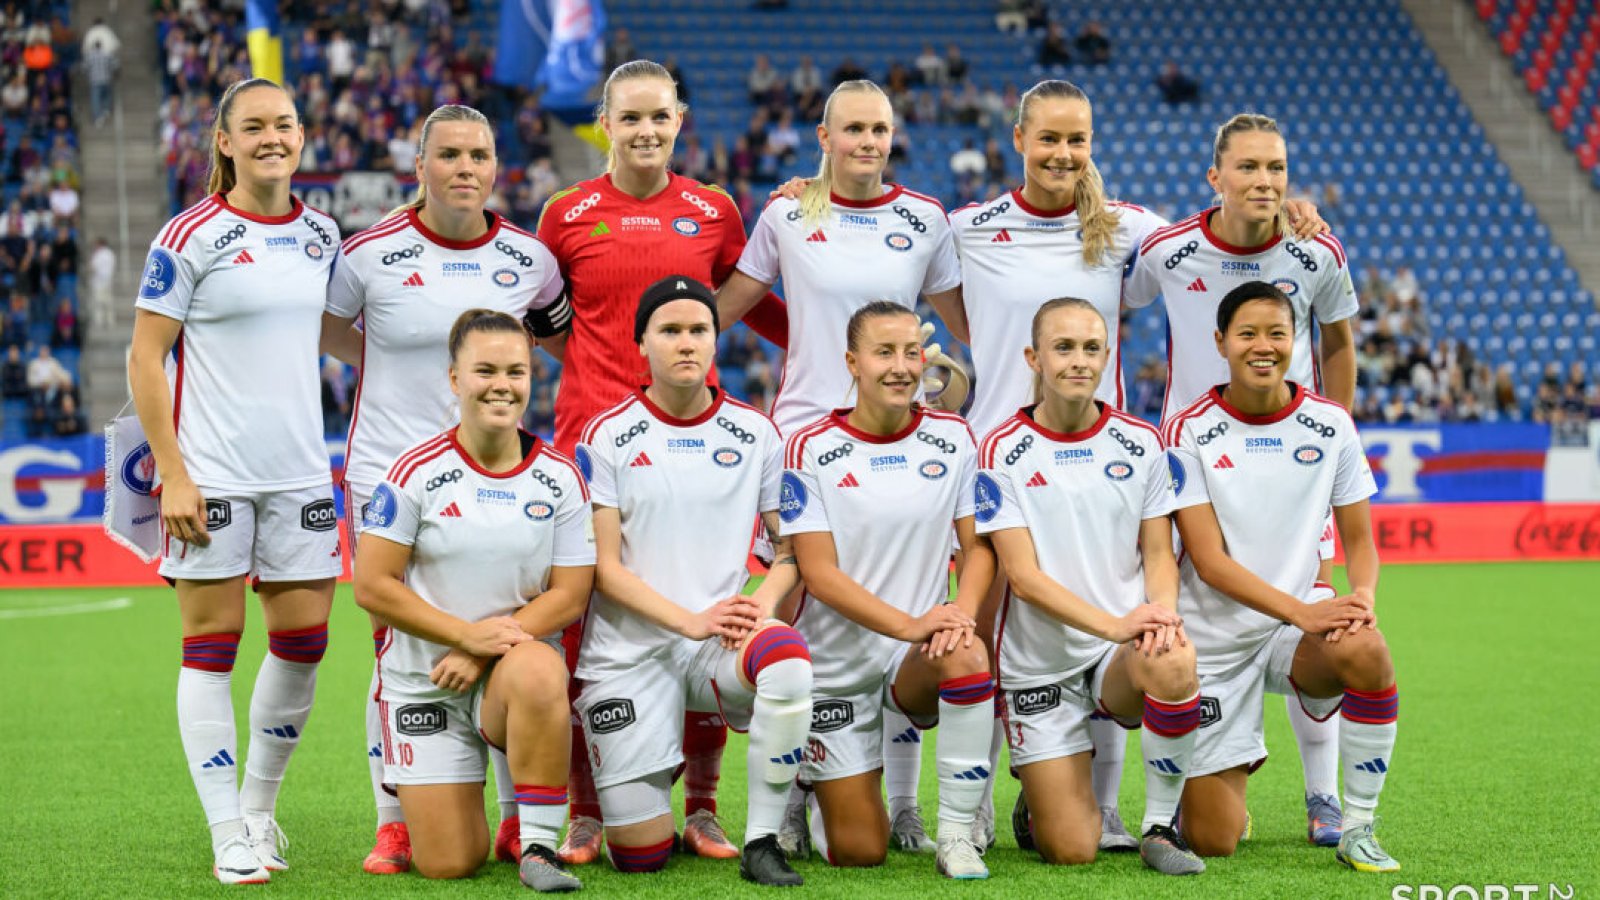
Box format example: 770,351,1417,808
430,648,490,693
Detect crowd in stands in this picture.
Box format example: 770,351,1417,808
2,2,86,440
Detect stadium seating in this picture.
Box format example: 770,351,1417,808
1478,0,1600,185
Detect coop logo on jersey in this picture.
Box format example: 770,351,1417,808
1011,685,1061,716
265,236,298,252
300,499,338,532
884,232,913,252
811,699,854,733
524,501,554,520
870,454,908,471
303,242,325,260
120,442,156,495
563,191,603,222
1293,445,1325,466
1054,448,1094,465
838,213,878,231
442,262,482,277
919,460,948,480
425,469,462,492
1167,454,1187,495
492,268,520,288
680,190,720,218
974,472,1001,523
1245,437,1283,454
667,438,706,454
671,217,701,236
779,472,808,523
713,447,743,468
396,703,446,736
1273,278,1300,297
1103,461,1134,481
1221,261,1262,274
476,487,516,506
140,249,178,300
588,699,636,735
365,484,398,529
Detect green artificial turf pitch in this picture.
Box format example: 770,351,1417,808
2,562,1596,898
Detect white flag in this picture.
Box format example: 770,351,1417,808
103,412,161,562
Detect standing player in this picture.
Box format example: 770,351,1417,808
573,276,813,886
322,104,566,875
715,79,966,854
783,302,996,880
951,83,1328,851
976,298,1202,875
126,78,340,884
354,309,593,891
1163,282,1399,872
534,59,790,864
1125,113,1358,845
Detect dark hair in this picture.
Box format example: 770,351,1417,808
448,308,528,361
845,300,917,351
207,78,297,195
1216,281,1295,333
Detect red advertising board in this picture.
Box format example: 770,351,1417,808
1,524,352,589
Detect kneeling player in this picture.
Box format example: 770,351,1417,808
1163,282,1399,872
355,310,594,891
572,277,813,886
978,299,1203,875
783,302,996,880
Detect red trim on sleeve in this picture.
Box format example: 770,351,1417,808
340,213,409,255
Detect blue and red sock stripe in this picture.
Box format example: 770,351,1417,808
610,836,673,872
741,625,810,684
1142,694,1202,737
268,623,329,664
513,784,568,806
938,672,996,706
1341,684,1398,724
181,632,241,672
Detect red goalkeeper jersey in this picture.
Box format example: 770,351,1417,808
537,172,787,454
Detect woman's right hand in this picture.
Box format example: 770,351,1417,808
1108,603,1182,644
900,603,977,644
769,176,813,200
1294,594,1374,637
159,474,210,547
683,597,762,643
458,616,531,657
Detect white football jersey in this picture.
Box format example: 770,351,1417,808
1163,386,1374,668
737,186,963,437
951,193,1168,436
328,209,565,490
977,404,1173,689
135,194,340,491
1124,209,1359,423
363,429,595,700
573,389,783,681
780,407,976,692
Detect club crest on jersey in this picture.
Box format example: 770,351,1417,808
1274,278,1300,297
884,232,913,252
713,447,743,468
919,460,948,480
120,442,156,495
1293,445,1325,466
1103,461,1134,481
671,217,701,236
140,249,177,299
365,484,398,529
974,472,1001,523
1167,454,1187,495
492,268,520,288
303,241,325,260
779,472,808,523
524,501,554,520
573,445,593,482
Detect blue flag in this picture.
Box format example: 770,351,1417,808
494,0,608,111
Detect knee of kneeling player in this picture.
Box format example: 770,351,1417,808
828,838,888,868
499,645,569,705
936,641,991,679
745,626,813,692
1143,646,1200,700
1331,629,1394,692
1183,821,1240,858
413,847,484,879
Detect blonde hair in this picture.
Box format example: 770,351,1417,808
800,80,892,228
1029,297,1104,403
596,60,686,173
395,104,494,215
1211,113,1291,239
206,78,296,195
1016,80,1119,267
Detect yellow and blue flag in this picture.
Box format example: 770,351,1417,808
245,0,284,86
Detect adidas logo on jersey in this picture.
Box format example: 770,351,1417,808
438,502,462,517
1187,277,1207,292
990,229,1013,243
232,249,255,265
1025,471,1048,487
806,229,827,243
630,452,653,467
589,221,611,237
1212,455,1236,470
836,472,859,488
403,272,425,287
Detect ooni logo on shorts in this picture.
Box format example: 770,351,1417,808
1011,685,1061,716
396,703,446,736
300,499,337,532
1198,696,1222,728
810,699,854,733
779,472,807,523
205,499,232,531
588,699,635,735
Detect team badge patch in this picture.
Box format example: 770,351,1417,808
1293,445,1325,466
573,445,593,482
1167,453,1187,495
1273,278,1300,297
524,501,554,520
139,249,177,299
713,447,743,468
365,484,398,529
974,472,1001,524
303,241,325,260
884,232,913,252
1103,461,1134,481
120,442,156,495
672,217,701,236
492,268,520,288
919,460,948,480
779,472,808,523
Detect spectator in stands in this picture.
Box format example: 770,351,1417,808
525,157,559,207
950,138,984,178
1157,61,1201,104
605,27,637,75
326,29,356,90
995,0,1029,35
47,172,77,224
768,109,801,163
1390,265,1419,303
944,44,969,83
26,343,68,396
1039,22,1073,68
87,236,114,329
1,345,26,398
2,294,26,348
1074,21,1112,65
83,21,119,127
50,298,78,348
831,57,868,86
1,71,26,117
747,54,782,107
915,44,947,87
982,137,1006,182
665,57,690,103
791,55,824,119
51,391,86,437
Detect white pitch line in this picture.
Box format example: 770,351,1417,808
0,597,135,620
